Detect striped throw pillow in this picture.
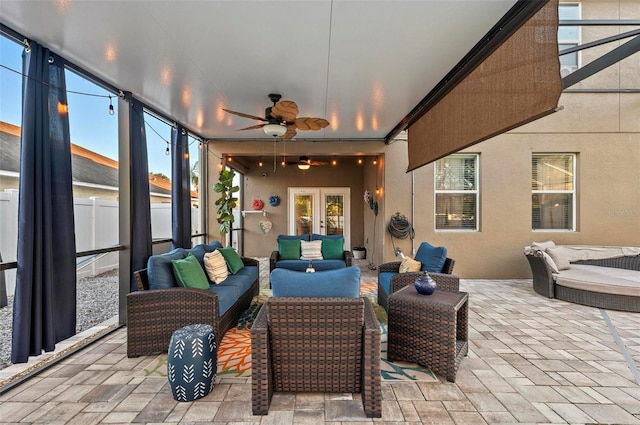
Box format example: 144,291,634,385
300,240,323,260
204,250,229,284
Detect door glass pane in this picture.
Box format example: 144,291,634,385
325,195,344,236
295,195,313,235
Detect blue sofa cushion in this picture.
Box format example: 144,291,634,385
148,248,187,290
312,260,346,271
190,241,223,269
274,260,309,272
414,242,448,273
378,272,395,296
271,266,360,298
208,284,241,315
220,266,259,294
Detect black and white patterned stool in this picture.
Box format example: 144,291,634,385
167,324,217,402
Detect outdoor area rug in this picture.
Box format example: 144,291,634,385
140,283,438,382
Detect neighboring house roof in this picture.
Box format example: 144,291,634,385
0,121,196,197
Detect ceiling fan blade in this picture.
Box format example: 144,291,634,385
236,123,266,131
293,117,330,131
271,100,299,121
310,160,329,166
281,126,297,139
222,109,267,121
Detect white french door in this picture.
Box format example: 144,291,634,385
288,187,351,249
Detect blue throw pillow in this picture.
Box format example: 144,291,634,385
270,266,361,298
311,233,344,240
147,248,187,290
414,242,448,273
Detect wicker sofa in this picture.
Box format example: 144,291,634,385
269,233,353,272
524,243,640,312
126,241,259,357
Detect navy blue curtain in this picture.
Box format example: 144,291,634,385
12,43,77,363
129,99,152,291
171,125,192,249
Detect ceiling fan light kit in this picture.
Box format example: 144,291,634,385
263,123,287,137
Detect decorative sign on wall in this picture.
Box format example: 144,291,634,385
259,220,272,234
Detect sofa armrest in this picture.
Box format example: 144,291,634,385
269,251,280,272
242,257,259,268
251,304,272,415
343,250,353,267
524,251,555,298
378,261,401,274
126,287,219,357
362,297,382,417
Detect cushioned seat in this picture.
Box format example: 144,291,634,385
270,266,361,298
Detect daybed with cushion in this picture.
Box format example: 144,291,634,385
251,266,381,418
127,241,259,357
269,233,353,272
524,241,640,312
378,241,457,311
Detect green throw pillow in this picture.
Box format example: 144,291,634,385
218,246,244,274
278,239,301,260
321,237,344,259
171,253,209,289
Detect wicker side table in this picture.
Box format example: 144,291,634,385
387,286,468,382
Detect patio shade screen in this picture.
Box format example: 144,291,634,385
407,0,561,172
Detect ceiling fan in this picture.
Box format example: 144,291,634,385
289,155,329,170
223,93,329,139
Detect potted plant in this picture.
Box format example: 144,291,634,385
213,168,239,239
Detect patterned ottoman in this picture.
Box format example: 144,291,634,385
167,324,217,402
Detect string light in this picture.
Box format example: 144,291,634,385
332,158,337,166
357,158,363,165
165,142,170,155
108,96,114,115
373,157,377,165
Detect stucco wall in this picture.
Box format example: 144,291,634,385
382,92,640,279
207,145,374,258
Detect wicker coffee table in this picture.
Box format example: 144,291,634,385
387,285,469,382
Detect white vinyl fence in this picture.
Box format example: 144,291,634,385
0,189,200,297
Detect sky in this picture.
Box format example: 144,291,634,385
0,35,199,179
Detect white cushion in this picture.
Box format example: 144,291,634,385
204,250,229,283
532,240,556,251
541,251,559,274
555,265,640,296
546,247,571,271
300,240,323,260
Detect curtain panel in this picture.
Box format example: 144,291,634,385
407,0,562,171
171,125,192,249
12,43,77,363
129,99,152,291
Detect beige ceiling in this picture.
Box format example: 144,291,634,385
0,0,520,142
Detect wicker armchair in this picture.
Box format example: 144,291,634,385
251,296,382,418
377,258,457,311
126,257,259,358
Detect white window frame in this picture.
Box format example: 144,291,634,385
558,2,581,77
434,154,479,232
531,153,576,232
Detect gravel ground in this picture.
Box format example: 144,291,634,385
0,269,119,370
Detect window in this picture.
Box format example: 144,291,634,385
532,154,575,231
559,3,580,77
435,154,478,231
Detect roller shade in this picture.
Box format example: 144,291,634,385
407,0,561,172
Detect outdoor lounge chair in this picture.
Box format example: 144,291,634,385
377,241,457,311
251,296,382,418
